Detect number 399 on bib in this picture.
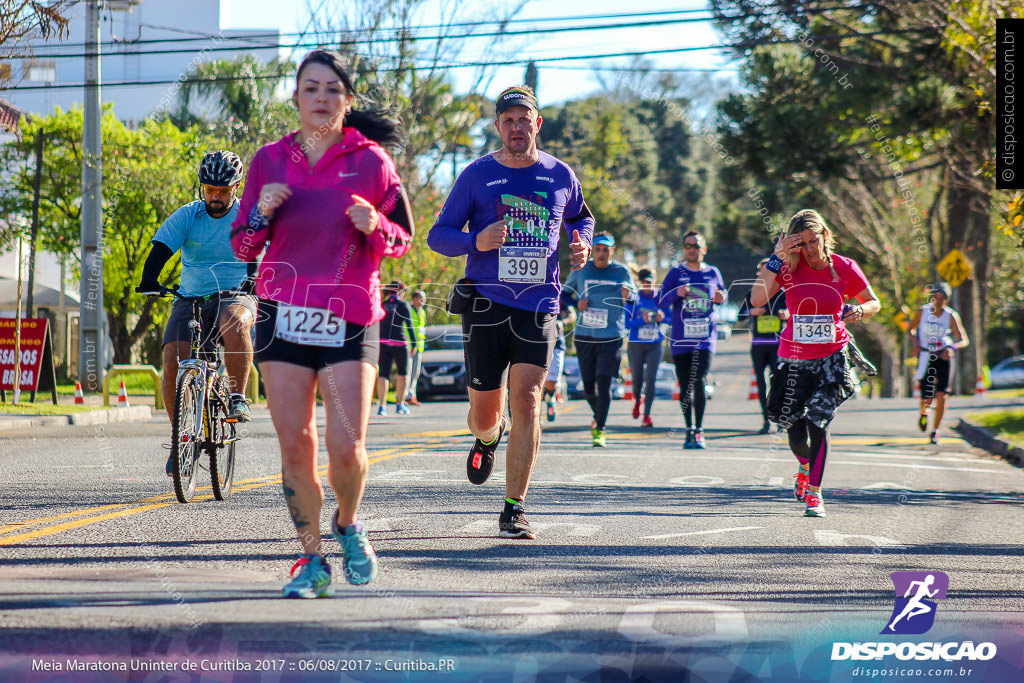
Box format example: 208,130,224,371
498,246,547,283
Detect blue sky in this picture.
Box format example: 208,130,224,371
221,0,738,107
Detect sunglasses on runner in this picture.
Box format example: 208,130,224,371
683,242,700,249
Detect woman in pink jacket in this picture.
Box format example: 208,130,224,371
232,50,413,598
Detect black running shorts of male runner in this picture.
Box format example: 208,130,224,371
921,355,952,400
462,297,557,392
254,299,379,371
378,343,409,378
162,292,258,347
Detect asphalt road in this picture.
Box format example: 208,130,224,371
1,335,1022,682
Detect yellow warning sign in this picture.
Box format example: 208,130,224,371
936,249,972,288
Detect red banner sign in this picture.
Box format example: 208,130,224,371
0,317,48,392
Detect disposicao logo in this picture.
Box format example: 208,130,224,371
883,570,948,635
831,571,997,663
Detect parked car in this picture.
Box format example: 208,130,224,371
563,355,625,400
416,325,468,400
989,355,1024,390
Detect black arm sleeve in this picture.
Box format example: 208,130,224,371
246,260,258,278
386,192,415,236
140,241,174,285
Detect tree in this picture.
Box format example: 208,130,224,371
0,107,227,363
0,1,71,72
171,56,298,160
710,0,1019,394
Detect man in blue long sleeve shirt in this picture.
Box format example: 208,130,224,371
427,85,593,539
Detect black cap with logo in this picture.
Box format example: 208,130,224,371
496,87,539,114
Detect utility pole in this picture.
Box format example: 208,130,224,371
26,131,44,317
79,0,103,391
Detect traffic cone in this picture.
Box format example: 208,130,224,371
673,379,680,401
748,369,759,401
974,375,986,397
912,381,920,399
117,380,130,408
623,368,634,401
74,381,85,405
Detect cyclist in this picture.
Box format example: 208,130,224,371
739,258,789,434
231,50,413,596
428,84,592,539
752,209,880,517
907,282,968,444
659,231,725,449
375,280,415,416
562,234,634,446
404,289,427,406
624,267,666,428
138,150,258,476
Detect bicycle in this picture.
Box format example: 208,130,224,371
137,285,242,503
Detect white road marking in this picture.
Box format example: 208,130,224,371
862,482,914,490
668,475,725,487
453,520,601,536
814,530,906,548
642,526,764,540
619,600,748,644
768,476,785,487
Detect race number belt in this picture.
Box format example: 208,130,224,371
756,315,782,334
580,307,609,328
683,317,710,339
275,303,347,347
792,315,835,344
498,246,547,283
638,324,660,341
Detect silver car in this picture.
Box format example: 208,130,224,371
989,356,1024,390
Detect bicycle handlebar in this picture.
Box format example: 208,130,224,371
135,284,248,301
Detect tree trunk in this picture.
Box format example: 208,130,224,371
860,319,901,397
945,164,991,396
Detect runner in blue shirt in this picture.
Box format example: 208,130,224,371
623,267,667,428
428,85,593,539
562,234,635,446
659,230,726,449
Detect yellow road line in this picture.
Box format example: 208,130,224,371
0,444,437,546
831,437,966,446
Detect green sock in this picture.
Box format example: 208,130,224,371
505,497,522,507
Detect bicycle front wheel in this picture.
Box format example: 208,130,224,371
171,367,204,503
208,374,236,501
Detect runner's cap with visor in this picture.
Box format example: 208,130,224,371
593,234,615,247
496,88,538,114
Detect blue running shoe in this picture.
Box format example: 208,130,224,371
331,514,378,585
396,403,410,415
282,554,333,598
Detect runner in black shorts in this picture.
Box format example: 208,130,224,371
375,281,415,416
428,85,593,539
907,282,969,444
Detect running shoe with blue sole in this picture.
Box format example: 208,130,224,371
803,493,826,517
331,514,378,585
282,554,333,598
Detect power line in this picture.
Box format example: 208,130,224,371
0,29,927,93
16,3,887,60
50,7,727,49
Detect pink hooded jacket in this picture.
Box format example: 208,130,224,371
231,127,412,326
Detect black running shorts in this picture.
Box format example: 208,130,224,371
378,343,409,378
462,296,557,391
254,299,379,371
921,355,951,399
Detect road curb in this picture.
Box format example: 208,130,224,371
0,406,153,433
955,418,1024,467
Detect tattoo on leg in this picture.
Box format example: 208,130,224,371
283,483,309,529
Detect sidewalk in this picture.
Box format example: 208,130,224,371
0,389,157,434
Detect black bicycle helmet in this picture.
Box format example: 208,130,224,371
198,150,244,186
